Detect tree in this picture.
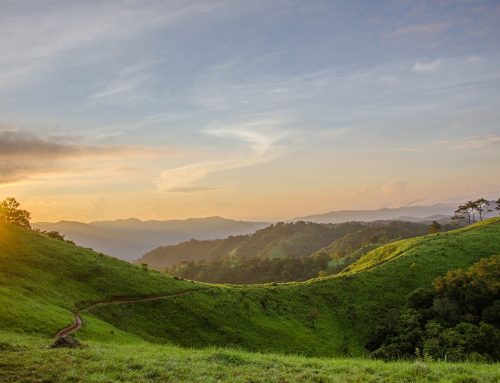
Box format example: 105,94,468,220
429,221,441,234
496,198,500,214
0,197,31,229
473,198,491,221
452,204,472,225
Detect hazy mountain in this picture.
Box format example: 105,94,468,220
293,203,457,223
33,217,268,261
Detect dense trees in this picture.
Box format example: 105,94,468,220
166,253,334,284
0,197,31,229
368,256,500,361
165,221,446,284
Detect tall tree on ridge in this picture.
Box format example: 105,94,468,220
473,198,491,221
0,197,31,229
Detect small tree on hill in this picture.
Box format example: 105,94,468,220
452,204,474,225
495,198,500,215
473,198,491,221
429,221,441,234
0,197,31,229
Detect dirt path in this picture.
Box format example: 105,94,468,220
54,288,204,340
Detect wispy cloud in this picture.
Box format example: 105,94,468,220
88,60,161,103
392,22,450,37
437,134,500,150
413,59,442,74
156,115,291,191
0,1,229,90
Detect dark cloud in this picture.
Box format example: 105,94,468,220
0,130,137,183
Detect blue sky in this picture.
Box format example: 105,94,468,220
1,0,499,221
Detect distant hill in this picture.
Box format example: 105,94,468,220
294,203,456,223
33,217,268,261
138,221,363,269
138,221,439,275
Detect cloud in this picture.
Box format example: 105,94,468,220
0,1,229,90
88,60,161,103
382,181,407,196
413,60,442,74
437,134,500,150
392,22,450,37
0,130,149,183
157,116,291,191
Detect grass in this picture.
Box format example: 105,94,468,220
83,218,500,355
1,332,499,383
1,219,500,381
0,222,197,337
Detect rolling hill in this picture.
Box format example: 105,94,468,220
138,221,441,278
2,218,500,355
1,218,500,381
33,217,268,261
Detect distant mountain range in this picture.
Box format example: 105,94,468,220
293,203,457,223
33,217,268,261
34,203,497,262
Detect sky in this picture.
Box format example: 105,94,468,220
1,0,499,222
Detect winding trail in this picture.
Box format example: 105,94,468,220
55,288,205,340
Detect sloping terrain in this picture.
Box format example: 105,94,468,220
1,218,499,357
138,220,433,271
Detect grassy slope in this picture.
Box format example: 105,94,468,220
1,218,500,357
139,221,366,269
85,218,500,356
1,332,499,383
0,223,196,336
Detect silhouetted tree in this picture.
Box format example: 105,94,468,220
0,197,31,229
452,204,473,225
473,198,491,221
495,198,500,214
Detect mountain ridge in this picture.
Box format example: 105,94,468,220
33,216,269,261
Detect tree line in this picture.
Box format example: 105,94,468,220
166,253,335,284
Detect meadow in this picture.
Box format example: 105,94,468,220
1,219,499,381
1,332,499,383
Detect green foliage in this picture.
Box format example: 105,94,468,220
161,221,438,283
167,252,333,283
369,256,500,361
140,221,367,270
0,197,31,229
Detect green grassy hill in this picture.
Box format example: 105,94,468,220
1,219,500,382
138,220,432,273
2,218,499,357
0,223,196,336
